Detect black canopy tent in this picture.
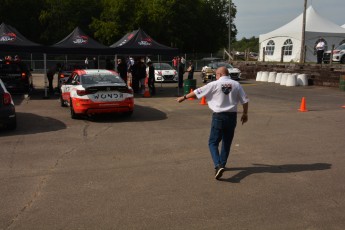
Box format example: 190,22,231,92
110,28,180,95
0,22,45,53
1,24,180,96
0,22,49,96
110,28,178,55
48,27,112,55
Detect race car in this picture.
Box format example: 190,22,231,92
60,69,134,119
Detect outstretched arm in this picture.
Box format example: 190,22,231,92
241,102,248,125
176,91,196,103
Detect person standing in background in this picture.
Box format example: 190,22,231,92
117,58,128,83
315,38,325,64
186,61,194,79
147,61,156,95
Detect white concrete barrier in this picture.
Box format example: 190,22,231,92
297,74,308,86
275,72,282,84
280,73,289,86
286,73,297,87
268,72,277,83
256,71,262,81
260,71,269,82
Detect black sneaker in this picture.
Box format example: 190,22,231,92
215,166,225,180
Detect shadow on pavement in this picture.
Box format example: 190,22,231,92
219,163,332,183
0,112,67,136
86,104,167,123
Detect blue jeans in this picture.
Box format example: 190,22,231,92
208,112,237,168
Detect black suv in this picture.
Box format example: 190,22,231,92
0,60,33,94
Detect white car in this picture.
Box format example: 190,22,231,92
323,43,345,64
152,63,178,82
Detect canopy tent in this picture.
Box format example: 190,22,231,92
110,28,178,55
0,22,45,52
259,6,345,62
342,24,345,29
49,27,111,55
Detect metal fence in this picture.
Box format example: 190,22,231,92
3,52,231,73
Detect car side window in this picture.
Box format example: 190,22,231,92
72,75,80,85
66,73,77,84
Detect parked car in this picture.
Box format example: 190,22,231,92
57,63,84,91
0,60,33,94
0,79,16,130
152,63,178,82
201,62,241,83
323,43,345,64
60,69,134,119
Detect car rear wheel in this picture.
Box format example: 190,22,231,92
70,100,81,119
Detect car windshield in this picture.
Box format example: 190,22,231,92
81,74,124,85
153,63,174,70
207,62,233,69
336,44,345,50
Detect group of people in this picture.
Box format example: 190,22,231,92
46,55,196,97
116,57,156,96
3,55,21,62
84,57,98,69
177,58,194,88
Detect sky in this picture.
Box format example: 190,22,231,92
232,0,345,39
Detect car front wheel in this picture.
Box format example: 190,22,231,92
60,95,66,107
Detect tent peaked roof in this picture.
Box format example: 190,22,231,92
50,27,111,54
0,22,43,51
260,6,345,41
110,28,178,55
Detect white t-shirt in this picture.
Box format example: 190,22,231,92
194,76,249,113
316,41,325,51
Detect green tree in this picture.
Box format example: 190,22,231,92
0,0,44,43
232,36,259,53
39,0,102,44
91,0,236,52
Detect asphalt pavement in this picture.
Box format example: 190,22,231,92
0,73,345,229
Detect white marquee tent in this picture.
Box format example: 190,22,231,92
342,24,345,29
259,6,345,62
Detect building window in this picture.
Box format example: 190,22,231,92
283,39,293,56
265,40,275,55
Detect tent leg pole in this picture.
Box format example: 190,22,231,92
43,53,49,99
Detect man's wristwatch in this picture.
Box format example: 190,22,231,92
183,95,187,100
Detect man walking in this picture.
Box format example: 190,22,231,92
176,66,249,180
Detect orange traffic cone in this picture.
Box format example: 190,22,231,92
188,89,195,100
200,96,207,105
298,97,308,112
143,77,151,97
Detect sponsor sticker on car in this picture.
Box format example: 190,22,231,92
91,91,124,102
